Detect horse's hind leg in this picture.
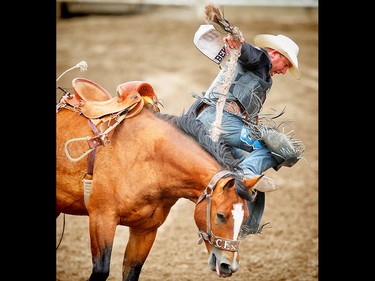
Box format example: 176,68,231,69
88,214,118,281
122,228,158,281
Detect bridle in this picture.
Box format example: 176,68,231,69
196,170,243,252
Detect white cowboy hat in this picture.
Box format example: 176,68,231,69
254,34,301,79
193,24,227,65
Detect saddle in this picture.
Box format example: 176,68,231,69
60,77,161,164
59,77,161,129
68,78,160,118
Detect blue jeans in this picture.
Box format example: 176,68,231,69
197,105,278,176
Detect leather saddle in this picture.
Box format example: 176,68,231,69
67,77,160,119
61,77,161,147
60,78,162,168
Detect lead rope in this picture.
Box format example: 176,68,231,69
203,3,244,142
56,213,66,250
210,47,241,141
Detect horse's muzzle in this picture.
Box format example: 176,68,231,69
208,252,239,278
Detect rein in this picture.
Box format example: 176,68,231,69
196,170,241,252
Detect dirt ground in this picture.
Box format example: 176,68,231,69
56,4,318,281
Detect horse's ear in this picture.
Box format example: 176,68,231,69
242,175,264,192
221,177,235,190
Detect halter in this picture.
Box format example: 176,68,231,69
196,170,242,252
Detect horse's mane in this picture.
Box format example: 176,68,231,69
155,111,238,170
153,110,254,202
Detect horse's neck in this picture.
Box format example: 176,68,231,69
165,169,219,204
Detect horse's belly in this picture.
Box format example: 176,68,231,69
56,181,88,216
56,146,88,215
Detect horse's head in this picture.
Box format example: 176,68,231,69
194,170,263,278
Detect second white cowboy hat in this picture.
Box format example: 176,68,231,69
254,34,301,79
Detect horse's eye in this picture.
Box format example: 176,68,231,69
216,213,226,223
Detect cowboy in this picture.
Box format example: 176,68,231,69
189,29,305,193
189,30,305,233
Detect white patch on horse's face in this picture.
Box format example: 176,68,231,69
231,203,244,240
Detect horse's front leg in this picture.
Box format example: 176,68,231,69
87,213,118,281
122,227,158,281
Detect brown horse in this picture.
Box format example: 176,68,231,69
56,82,264,281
